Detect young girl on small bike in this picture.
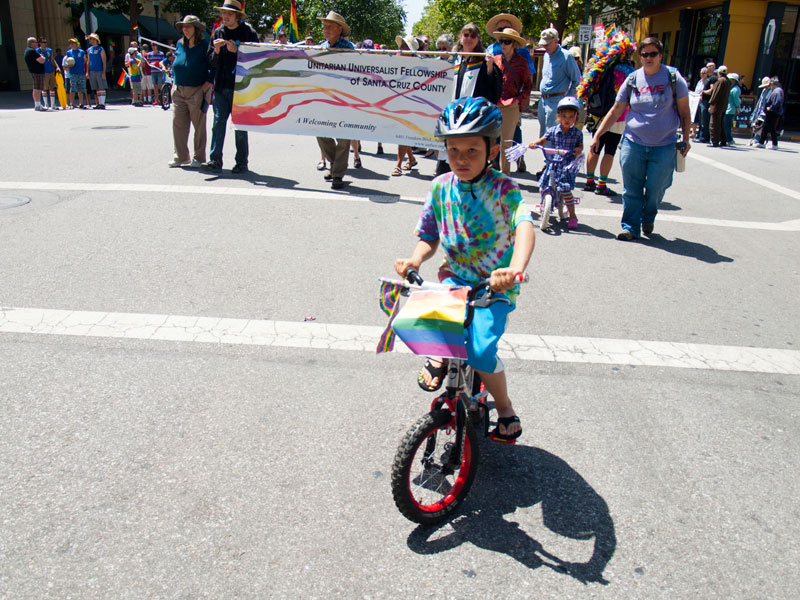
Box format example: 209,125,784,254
394,97,535,443
528,96,584,229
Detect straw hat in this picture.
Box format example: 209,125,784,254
318,11,350,37
395,34,419,51
176,15,206,31
492,28,527,48
87,33,101,43
486,13,522,36
215,1,246,17
758,76,771,88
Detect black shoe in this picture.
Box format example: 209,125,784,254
323,171,333,181
617,231,638,241
584,181,596,192
200,160,222,173
595,186,617,197
97,104,106,110
642,223,654,236
376,144,384,155
517,157,526,173
231,164,248,174
534,169,544,179
331,178,344,190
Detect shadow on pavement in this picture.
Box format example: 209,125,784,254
644,234,734,263
406,444,616,585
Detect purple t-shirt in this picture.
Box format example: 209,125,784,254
616,65,688,147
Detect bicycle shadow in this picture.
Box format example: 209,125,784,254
406,444,616,585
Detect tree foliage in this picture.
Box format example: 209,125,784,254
411,0,641,48
297,0,405,44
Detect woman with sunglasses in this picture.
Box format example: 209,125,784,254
432,23,502,176
491,27,532,175
589,37,691,241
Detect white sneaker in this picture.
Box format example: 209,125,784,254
188,159,202,168
770,145,778,150
168,159,190,167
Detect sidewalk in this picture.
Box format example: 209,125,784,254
0,89,140,110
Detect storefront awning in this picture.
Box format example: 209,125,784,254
136,15,181,42
90,7,131,35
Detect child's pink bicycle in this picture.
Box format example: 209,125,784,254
387,268,527,525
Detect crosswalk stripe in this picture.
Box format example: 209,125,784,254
2,307,798,375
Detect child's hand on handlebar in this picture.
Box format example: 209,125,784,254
489,268,523,292
394,258,419,278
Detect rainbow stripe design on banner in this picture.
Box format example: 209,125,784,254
376,280,404,354
392,288,468,359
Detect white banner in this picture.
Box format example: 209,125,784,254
232,45,455,149
688,91,701,122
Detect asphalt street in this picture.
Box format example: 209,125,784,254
1,100,799,599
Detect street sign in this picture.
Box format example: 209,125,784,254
79,11,98,34
578,24,592,44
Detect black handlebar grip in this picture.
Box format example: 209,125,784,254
405,268,423,285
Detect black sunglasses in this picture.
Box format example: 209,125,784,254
500,39,514,45
640,51,659,58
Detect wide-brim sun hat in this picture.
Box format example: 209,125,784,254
68,37,79,45
492,28,527,47
485,13,522,37
318,11,350,37
395,34,419,51
758,76,771,88
215,1,246,18
87,33,100,43
176,15,206,31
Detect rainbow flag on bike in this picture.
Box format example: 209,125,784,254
391,288,468,359
376,280,403,353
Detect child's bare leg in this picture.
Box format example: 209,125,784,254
476,369,520,436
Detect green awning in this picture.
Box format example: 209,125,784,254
90,7,131,35
136,15,181,42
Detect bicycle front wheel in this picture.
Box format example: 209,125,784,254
391,409,479,525
160,84,172,110
540,193,553,230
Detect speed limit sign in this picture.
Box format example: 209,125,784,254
578,24,592,44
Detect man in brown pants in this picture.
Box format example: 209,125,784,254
708,65,732,147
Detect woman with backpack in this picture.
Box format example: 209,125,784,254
589,37,691,241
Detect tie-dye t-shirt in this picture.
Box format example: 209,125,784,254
415,169,533,302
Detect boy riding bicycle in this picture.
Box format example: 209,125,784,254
394,97,535,442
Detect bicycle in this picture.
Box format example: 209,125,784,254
535,145,584,231
160,70,173,110
388,268,526,525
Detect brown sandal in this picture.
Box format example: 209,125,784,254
391,166,403,176
402,158,418,171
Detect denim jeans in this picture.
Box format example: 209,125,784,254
723,114,735,144
619,138,675,237
537,96,561,136
698,101,710,142
209,88,249,167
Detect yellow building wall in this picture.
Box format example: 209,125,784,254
724,0,768,84
33,0,74,55
10,0,37,91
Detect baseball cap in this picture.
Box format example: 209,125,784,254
538,28,558,46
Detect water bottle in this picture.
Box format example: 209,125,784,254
675,142,686,173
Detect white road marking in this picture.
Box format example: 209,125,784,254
2,180,799,231
690,152,800,201
2,307,798,375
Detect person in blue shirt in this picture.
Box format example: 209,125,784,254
65,38,88,109
485,13,536,173
536,28,581,137
87,33,107,109
37,38,60,109
315,11,356,190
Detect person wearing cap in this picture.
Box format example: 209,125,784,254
86,33,107,109
485,14,535,172
37,37,61,110
24,37,47,111
492,28,532,175
759,77,784,150
536,27,581,137
170,15,214,168
749,76,773,146
65,38,88,109
590,36,690,241
202,0,259,174
708,65,731,147
314,11,355,190
723,73,741,145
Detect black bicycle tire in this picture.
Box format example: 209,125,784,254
391,408,479,525
160,84,171,110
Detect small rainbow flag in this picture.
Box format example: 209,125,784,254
376,280,403,354
117,70,128,87
391,288,468,359
289,0,300,43
272,15,284,35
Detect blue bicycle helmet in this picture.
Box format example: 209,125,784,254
435,97,503,140
557,96,581,112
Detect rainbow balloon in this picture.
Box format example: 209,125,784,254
392,288,468,359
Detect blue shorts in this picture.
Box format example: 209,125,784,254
151,71,164,86
442,276,514,374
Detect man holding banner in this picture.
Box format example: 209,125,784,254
315,11,356,190
202,0,259,174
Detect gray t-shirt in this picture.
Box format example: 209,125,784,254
616,65,688,147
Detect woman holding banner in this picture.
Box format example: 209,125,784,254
433,23,501,176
